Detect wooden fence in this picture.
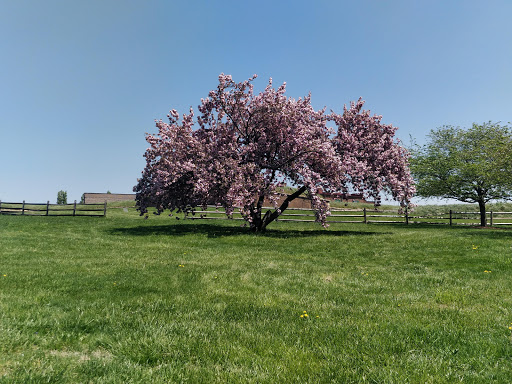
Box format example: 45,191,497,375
184,206,512,227
0,200,107,217
2,202,511,226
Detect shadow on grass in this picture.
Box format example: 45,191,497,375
109,222,388,238
402,223,512,239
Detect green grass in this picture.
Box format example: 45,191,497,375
1,209,512,383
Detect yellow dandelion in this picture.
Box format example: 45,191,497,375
472,245,478,250
316,316,319,318
304,314,309,317
303,311,307,314
300,315,304,318
508,326,512,330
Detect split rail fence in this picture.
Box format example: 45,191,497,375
0,200,107,217
185,206,512,227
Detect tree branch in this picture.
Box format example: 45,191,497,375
261,186,307,229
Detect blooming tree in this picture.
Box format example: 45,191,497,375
134,74,415,231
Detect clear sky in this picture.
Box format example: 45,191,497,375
1,0,511,203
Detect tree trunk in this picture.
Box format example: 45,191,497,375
249,194,266,232
249,213,261,232
478,199,486,227
250,186,307,232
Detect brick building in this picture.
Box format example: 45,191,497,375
82,190,371,206
82,193,135,204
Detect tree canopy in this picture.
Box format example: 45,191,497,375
134,74,415,231
410,122,512,226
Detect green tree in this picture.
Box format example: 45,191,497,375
410,122,512,226
56,190,67,205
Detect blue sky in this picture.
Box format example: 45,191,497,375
1,0,511,203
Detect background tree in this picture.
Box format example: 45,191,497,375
56,190,67,205
134,74,415,232
410,122,512,226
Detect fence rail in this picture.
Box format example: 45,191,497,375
184,206,512,227
0,200,107,217
2,202,511,226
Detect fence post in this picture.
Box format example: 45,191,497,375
103,201,107,217
449,210,453,226
22,200,26,215
73,200,77,217
405,208,409,225
490,211,493,227
0,200,2,214
363,207,367,224
46,201,50,216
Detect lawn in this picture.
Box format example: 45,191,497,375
1,208,511,383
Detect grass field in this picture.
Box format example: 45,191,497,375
1,207,512,383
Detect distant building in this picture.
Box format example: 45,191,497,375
82,189,372,206
82,193,135,204
316,189,372,204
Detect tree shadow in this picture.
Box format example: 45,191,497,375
461,225,512,239
109,222,389,239
406,223,512,239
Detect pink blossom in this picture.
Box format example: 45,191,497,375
134,75,415,231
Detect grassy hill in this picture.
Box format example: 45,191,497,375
1,210,511,382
